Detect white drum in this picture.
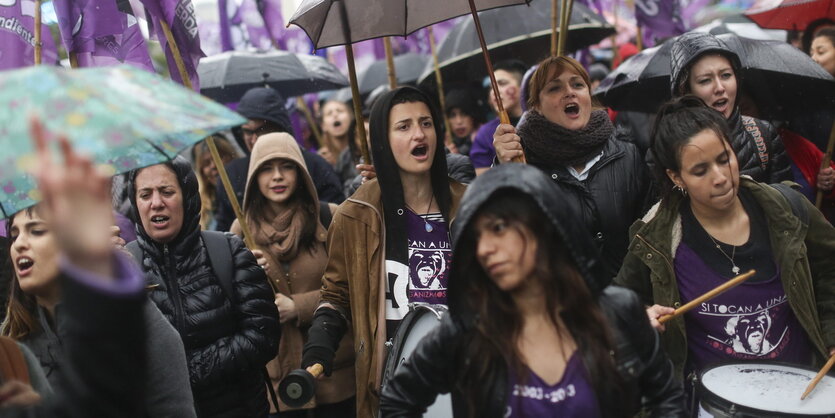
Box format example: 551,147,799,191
382,304,453,418
698,362,835,417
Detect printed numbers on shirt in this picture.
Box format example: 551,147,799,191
513,384,577,403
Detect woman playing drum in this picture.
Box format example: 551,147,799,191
614,96,835,400
300,87,467,418
380,164,686,417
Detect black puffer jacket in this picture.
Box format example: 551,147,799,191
528,130,652,281
379,164,685,417
670,32,791,183
128,157,280,418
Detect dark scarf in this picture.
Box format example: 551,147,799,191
518,109,613,168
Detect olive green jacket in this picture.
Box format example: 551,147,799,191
614,178,835,381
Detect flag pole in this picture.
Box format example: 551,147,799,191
34,0,42,65
384,37,397,89
159,20,270,290
466,0,524,163
428,26,453,150
337,0,371,165
296,96,326,151
69,52,79,69
550,0,558,56
557,0,573,57
816,120,835,209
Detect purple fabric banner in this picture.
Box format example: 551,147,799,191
53,0,153,70
217,0,233,51
635,0,686,46
238,0,272,50
0,0,58,69
141,0,204,90
257,0,286,50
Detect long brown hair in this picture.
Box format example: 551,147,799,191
451,191,625,416
2,207,43,340
191,136,239,230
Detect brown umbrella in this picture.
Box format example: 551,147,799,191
289,0,532,164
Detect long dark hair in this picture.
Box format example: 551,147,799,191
450,190,624,416
650,95,736,204
2,207,43,340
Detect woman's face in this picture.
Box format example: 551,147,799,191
811,36,835,77
256,158,298,207
534,68,592,131
10,210,61,296
667,129,740,213
322,101,352,138
687,54,737,119
388,101,437,177
135,165,185,244
448,108,475,139
198,148,232,186
474,215,537,293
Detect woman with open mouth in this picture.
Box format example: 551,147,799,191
493,55,652,281
300,86,467,418
614,96,835,412
231,132,356,417
670,32,792,184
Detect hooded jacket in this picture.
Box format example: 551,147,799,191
234,133,355,411
317,87,467,417
614,177,835,381
670,32,791,183
379,164,685,417
214,87,344,232
128,157,280,418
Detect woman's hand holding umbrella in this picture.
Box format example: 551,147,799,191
29,117,115,280
817,166,835,192
493,123,524,163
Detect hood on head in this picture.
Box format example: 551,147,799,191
127,156,201,246
448,164,609,314
670,32,741,96
244,133,320,210
236,87,292,151
445,89,485,124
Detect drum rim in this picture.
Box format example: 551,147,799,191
381,304,448,389
697,361,835,417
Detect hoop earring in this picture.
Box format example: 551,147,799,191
673,184,688,196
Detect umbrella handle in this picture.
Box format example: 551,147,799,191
499,110,526,164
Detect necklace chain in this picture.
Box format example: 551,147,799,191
707,234,740,275
404,193,435,233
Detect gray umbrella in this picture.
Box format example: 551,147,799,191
358,53,429,95
198,50,349,103
417,0,614,87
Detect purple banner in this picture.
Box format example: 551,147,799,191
238,0,272,50
635,0,686,46
257,0,285,50
141,0,203,90
0,0,58,69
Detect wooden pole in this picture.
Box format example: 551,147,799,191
636,26,643,51
69,52,79,69
296,97,325,149
815,119,835,209
428,26,453,150
551,0,559,57
557,0,573,57
801,353,835,400
466,0,524,163
383,37,397,89
34,0,42,65
337,0,371,164
658,270,755,324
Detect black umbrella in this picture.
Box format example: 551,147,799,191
417,0,614,87
594,33,835,120
198,50,349,103
358,52,429,95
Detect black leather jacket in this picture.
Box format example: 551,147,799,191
380,287,686,418
727,108,792,183
128,157,280,418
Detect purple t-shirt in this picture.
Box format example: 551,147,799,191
506,352,601,418
470,118,500,168
675,242,812,373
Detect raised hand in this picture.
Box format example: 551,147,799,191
30,117,115,278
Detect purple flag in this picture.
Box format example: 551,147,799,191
140,0,204,90
53,0,153,70
257,0,286,50
217,0,233,51
635,0,686,47
237,0,272,50
0,0,58,69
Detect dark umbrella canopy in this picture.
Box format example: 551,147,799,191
357,52,429,94
198,50,349,103
288,0,530,48
594,33,835,120
417,0,614,87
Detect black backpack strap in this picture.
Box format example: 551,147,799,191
770,182,809,226
319,201,333,229
201,231,236,305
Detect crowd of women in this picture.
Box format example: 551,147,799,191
1,22,835,418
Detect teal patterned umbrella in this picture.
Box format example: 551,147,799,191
0,65,245,217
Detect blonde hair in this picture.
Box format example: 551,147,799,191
191,136,239,230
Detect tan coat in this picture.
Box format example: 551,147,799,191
320,178,466,418
232,132,355,412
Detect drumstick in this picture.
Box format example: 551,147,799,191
801,353,835,400
306,363,324,379
658,270,755,325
